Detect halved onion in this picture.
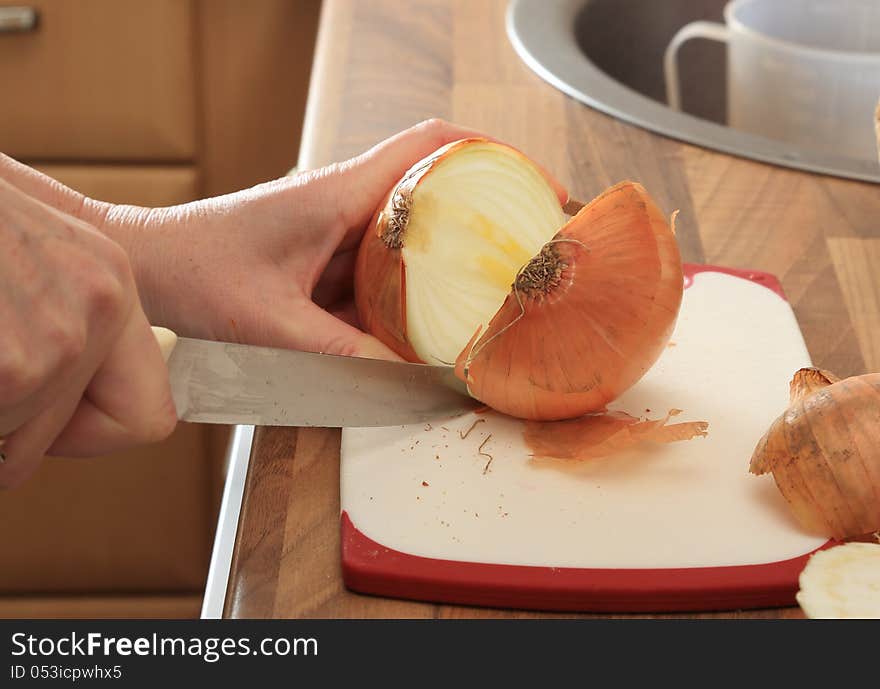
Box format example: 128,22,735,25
354,139,683,420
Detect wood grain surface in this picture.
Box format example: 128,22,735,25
0,0,197,160
224,0,880,618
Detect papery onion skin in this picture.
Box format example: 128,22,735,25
525,409,708,461
789,367,841,403
354,187,422,362
455,181,683,420
354,138,569,364
750,369,880,540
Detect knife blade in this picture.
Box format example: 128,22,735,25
152,327,475,427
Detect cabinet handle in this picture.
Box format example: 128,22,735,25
0,6,39,34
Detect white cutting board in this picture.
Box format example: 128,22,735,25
339,266,829,611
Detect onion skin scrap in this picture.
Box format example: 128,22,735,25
525,409,708,462
750,369,880,540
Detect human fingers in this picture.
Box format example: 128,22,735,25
48,306,177,457
274,300,403,361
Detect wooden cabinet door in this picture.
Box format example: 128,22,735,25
0,422,220,593
0,0,197,161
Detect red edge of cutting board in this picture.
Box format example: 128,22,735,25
340,264,836,613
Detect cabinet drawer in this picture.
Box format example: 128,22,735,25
0,0,197,161
34,163,200,205
0,423,219,593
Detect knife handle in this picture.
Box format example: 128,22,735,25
151,326,178,363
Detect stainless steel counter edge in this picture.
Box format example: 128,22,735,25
201,425,255,619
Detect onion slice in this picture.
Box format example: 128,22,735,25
796,542,880,618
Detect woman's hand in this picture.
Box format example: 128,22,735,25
1,120,484,358
107,119,485,358
0,119,482,486
0,179,176,488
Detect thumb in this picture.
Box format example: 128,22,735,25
281,303,405,361
49,306,178,457
350,118,484,182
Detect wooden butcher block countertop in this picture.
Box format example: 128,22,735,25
222,0,880,618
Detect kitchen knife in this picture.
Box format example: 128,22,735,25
152,327,475,428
